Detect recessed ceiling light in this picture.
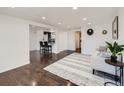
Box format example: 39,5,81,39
88,23,91,25
42,17,46,20
82,18,87,21
58,22,62,25
72,7,78,10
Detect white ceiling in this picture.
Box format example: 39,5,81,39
29,24,50,31
0,7,118,30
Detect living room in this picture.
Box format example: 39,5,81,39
1,0,124,93
0,2,124,89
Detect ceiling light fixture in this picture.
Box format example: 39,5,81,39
73,7,78,10
42,17,46,20
82,18,87,21
58,22,62,25
88,23,91,25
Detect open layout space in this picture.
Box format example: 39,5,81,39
0,7,124,86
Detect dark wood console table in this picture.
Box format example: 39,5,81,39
105,59,124,86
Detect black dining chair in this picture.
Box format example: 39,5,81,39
40,41,45,53
44,41,52,53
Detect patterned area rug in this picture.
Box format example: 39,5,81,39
44,53,114,86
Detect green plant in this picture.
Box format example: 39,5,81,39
106,41,124,56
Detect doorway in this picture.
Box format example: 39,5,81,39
75,31,81,53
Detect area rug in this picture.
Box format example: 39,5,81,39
44,53,114,86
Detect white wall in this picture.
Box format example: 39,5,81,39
0,14,29,73
81,24,112,54
68,31,75,51
118,8,124,44
29,29,37,51
36,30,44,50
0,14,57,73
58,31,68,52
117,8,124,61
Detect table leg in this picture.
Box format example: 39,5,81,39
120,67,123,86
122,67,123,86
115,67,118,84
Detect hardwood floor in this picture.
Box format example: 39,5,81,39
0,50,115,86
0,50,77,86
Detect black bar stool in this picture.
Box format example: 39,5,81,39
40,41,45,53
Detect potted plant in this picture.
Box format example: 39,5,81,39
106,41,124,62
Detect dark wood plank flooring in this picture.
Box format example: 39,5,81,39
0,50,115,86
0,50,77,86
